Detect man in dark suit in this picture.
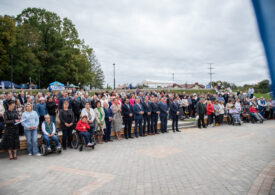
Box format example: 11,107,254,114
133,98,144,137
18,90,26,106
159,97,169,133
150,97,160,134
103,102,113,142
142,96,152,135
196,98,207,128
71,94,82,123
170,96,181,132
122,98,134,139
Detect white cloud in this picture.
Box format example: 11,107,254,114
0,0,270,86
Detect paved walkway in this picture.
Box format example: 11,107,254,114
0,120,274,195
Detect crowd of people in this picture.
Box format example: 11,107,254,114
0,87,274,160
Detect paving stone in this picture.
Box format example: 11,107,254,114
0,121,274,195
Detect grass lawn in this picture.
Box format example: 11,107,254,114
254,93,272,99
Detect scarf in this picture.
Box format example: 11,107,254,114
97,108,104,125
45,122,53,134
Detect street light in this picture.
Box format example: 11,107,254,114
113,63,116,89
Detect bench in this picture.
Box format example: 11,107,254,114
0,123,161,153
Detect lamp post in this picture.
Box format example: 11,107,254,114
38,67,40,89
113,63,116,89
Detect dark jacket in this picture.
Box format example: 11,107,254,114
122,104,133,118
104,107,113,125
150,102,159,114
142,101,152,116
133,103,144,120
18,95,27,105
159,102,168,116
59,109,74,129
46,101,57,115
71,99,82,115
196,102,206,115
170,101,180,118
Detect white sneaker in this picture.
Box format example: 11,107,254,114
35,153,42,156
28,153,32,156
47,147,52,151
87,143,92,146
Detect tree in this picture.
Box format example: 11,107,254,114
255,80,270,93
0,15,16,80
0,8,104,88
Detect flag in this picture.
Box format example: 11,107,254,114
252,0,275,99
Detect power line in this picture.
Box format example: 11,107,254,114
208,63,215,88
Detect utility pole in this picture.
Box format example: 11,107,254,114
172,73,174,82
208,63,215,88
113,63,116,89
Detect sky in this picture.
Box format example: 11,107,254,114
0,0,270,87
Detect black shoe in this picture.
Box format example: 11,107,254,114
198,127,202,129
129,136,134,139
176,130,181,132
125,137,128,139
173,130,175,132
62,146,67,150
203,126,207,128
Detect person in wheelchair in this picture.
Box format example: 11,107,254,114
229,105,241,124
75,115,93,147
249,105,264,123
41,115,61,152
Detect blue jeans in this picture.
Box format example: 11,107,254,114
42,134,59,147
50,114,56,126
79,131,91,144
24,129,39,155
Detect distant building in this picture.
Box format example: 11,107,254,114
180,83,205,89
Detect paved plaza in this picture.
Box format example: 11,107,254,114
0,120,275,195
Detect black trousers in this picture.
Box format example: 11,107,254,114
151,113,158,133
62,126,73,148
74,113,80,123
207,114,214,125
160,114,167,133
143,114,151,134
172,115,179,130
198,114,205,128
135,118,143,136
39,116,45,131
123,117,132,138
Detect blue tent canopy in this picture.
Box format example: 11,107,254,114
49,81,64,86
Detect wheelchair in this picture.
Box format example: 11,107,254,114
249,113,263,123
71,130,95,151
40,134,62,156
228,114,241,126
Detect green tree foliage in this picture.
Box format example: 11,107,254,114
0,15,16,79
254,79,270,93
0,8,104,88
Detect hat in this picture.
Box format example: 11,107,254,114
82,115,88,119
39,97,45,101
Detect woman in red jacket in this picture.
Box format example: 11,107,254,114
75,115,93,146
206,100,215,127
249,105,264,123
